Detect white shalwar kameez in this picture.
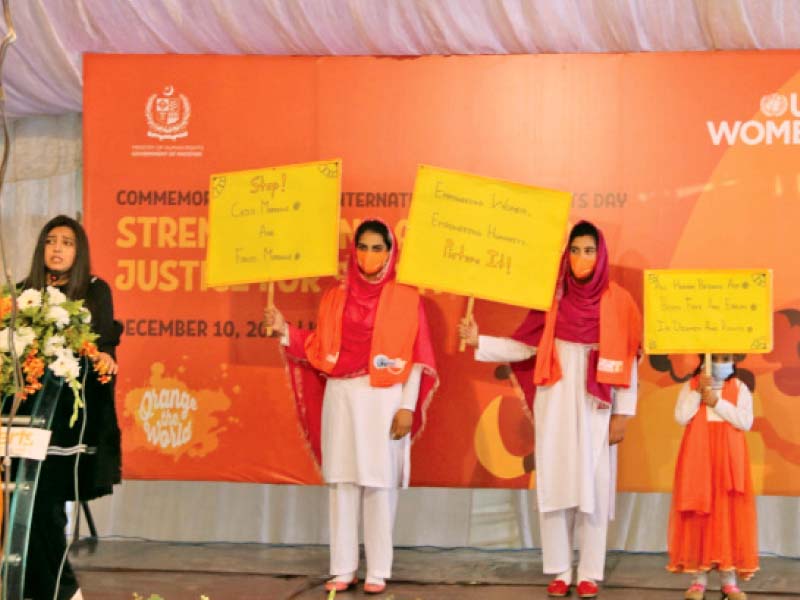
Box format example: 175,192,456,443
313,361,422,580
475,336,637,582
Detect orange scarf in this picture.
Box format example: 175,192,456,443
533,281,641,387
304,281,419,386
674,377,747,513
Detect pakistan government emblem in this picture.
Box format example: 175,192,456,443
145,85,191,140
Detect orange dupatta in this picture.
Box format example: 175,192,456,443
533,281,641,388
304,281,419,386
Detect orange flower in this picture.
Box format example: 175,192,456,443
0,295,11,320
22,348,45,398
80,340,99,358
83,342,112,384
23,381,42,396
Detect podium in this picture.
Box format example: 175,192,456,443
1,373,64,600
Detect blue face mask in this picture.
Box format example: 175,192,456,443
711,361,734,381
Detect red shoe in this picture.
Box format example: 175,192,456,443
364,580,387,594
721,584,747,600
547,579,571,597
577,580,599,598
324,577,358,592
685,583,706,600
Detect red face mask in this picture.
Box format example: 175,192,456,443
357,249,388,275
570,254,596,280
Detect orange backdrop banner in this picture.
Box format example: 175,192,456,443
84,53,800,494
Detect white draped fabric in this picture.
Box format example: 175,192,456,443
81,483,800,556
0,114,82,284
5,0,800,117
2,2,800,558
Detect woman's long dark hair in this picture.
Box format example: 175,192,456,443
23,215,92,301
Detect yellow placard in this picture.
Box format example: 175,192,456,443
206,159,341,287
396,165,571,309
643,269,773,354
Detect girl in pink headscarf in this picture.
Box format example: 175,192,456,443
266,219,437,594
459,221,641,599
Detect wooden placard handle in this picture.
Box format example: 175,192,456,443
704,352,712,377
459,296,475,353
266,282,275,337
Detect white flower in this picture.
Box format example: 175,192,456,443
80,307,91,324
49,348,80,380
16,327,37,355
45,305,70,329
17,289,42,310
43,334,66,357
46,286,67,306
0,326,36,356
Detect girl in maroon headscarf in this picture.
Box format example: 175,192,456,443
459,221,641,599
266,219,437,594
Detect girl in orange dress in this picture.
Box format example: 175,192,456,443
667,354,758,600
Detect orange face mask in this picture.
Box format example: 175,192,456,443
570,254,596,280
357,250,388,275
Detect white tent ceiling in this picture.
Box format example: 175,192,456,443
3,0,800,117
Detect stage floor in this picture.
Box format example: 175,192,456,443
70,540,799,599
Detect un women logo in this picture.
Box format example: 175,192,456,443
760,93,788,118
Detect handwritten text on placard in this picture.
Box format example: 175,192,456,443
397,165,571,309
643,269,773,354
205,159,341,287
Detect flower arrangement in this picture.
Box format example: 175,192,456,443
1,286,109,425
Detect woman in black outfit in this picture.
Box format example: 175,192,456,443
20,215,122,600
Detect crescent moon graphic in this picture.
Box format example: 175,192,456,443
474,395,532,483
163,85,174,96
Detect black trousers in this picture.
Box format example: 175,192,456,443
24,462,79,600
